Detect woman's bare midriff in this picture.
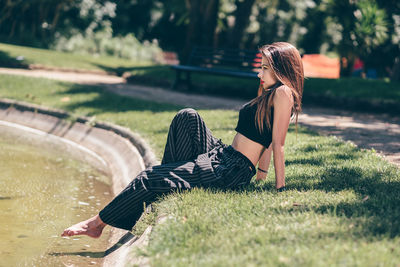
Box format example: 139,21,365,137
231,133,265,167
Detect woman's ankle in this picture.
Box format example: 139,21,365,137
92,214,106,228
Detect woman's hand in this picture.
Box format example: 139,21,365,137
256,170,268,181
256,145,272,182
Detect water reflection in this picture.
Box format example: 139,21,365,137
0,125,114,266
49,232,136,258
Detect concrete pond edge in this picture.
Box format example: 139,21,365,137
0,98,159,267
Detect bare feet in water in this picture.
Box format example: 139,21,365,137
61,215,106,238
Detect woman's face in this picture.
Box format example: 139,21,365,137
257,56,278,89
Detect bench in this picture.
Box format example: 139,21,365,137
170,46,261,90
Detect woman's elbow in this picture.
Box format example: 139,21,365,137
272,139,285,148
272,141,285,151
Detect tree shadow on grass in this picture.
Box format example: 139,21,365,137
92,63,174,87
91,64,165,76
286,157,324,166
311,160,400,238
93,63,260,100
0,50,29,68
50,78,400,239
245,155,400,238
230,127,400,239
298,117,400,155
287,125,319,136
57,83,182,114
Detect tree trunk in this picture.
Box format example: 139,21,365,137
339,51,355,77
228,0,256,49
391,57,400,81
51,3,62,32
182,0,199,63
202,0,219,47
182,0,219,63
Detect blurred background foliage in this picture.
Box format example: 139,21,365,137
0,0,399,79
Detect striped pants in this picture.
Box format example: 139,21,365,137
99,108,256,230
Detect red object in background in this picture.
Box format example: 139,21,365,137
162,52,179,65
254,52,339,79
353,58,364,71
252,52,262,69
302,54,340,79
167,50,340,79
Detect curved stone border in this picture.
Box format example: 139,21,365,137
0,98,158,267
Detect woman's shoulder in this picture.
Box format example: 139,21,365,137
273,84,294,106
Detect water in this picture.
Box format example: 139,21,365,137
0,125,113,266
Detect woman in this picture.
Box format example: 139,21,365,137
61,42,303,238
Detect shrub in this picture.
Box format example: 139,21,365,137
51,23,163,63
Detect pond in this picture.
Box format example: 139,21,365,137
0,123,114,266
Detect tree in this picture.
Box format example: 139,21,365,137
228,0,256,49
326,0,389,77
146,0,188,52
0,0,70,46
298,0,327,54
0,0,117,48
375,0,400,80
111,0,155,39
254,0,312,49
181,0,220,62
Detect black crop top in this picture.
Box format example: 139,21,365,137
235,83,280,147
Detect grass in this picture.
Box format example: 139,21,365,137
1,73,400,266
304,78,400,102
145,134,400,266
1,42,399,109
0,42,150,74
126,65,400,108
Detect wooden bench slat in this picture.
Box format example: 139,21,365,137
171,46,261,89
171,64,258,77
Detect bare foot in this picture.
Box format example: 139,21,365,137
61,214,106,238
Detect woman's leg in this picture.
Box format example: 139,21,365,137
62,108,220,236
100,108,219,230
61,214,106,238
162,108,220,164
98,160,199,230
62,160,199,235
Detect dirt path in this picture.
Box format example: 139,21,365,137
0,67,124,84
1,67,399,167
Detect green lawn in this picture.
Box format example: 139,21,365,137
1,73,399,266
2,42,399,108
127,65,400,104
0,42,150,74
304,77,400,102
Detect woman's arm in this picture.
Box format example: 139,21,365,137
271,86,294,189
256,144,272,181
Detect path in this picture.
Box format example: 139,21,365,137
1,67,399,167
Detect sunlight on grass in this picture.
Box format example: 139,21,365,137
1,73,399,266
0,42,151,73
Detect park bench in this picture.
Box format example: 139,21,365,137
170,46,261,89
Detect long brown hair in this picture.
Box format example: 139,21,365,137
250,42,304,134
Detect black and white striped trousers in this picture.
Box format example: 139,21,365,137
99,108,256,230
